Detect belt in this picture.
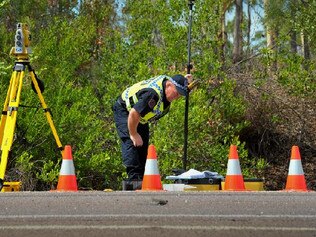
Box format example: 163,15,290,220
116,98,126,108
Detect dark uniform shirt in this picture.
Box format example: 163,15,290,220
119,79,170,120
134,80,170,119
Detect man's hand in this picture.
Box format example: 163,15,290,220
130,133,143,147
185,74,199,92
128,108,143,147
185,74,193,84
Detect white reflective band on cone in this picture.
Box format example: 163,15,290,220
226,159,242,175
59,160,75,175
144,159,159,175
288,160,304,175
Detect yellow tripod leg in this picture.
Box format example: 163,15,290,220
0,64,25,182
0,71,16,145
29,69,63,155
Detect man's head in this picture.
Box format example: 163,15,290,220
165,74,188,102
170,74,188,96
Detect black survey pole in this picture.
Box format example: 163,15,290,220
183,0,194,170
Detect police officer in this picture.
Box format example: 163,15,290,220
113,74,192,185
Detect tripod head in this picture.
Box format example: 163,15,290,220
9,23,45,93
10,23,32,58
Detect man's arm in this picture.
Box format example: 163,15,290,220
128,108,143,147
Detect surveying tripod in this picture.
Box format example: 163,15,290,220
0,23,63,191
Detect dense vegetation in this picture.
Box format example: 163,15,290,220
0,0,315,191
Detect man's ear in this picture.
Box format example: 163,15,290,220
165,80,172,90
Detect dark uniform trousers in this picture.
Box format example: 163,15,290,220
112,99,149,180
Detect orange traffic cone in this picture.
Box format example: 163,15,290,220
57,145,78,191
285,146,307,192
141,144,163,191
224,145,246,191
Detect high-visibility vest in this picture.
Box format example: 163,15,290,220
121,75,170,124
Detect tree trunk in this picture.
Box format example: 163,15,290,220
232,0,243,64
301,30,310,70
264,0,277,72
219,10,227,64
247,0,251,56
290,2,297,54
301,31,310,60
290,30,297,54
264,0,276,50
218,0,234,65
266,26,276,50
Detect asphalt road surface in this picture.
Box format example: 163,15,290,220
0,191,315,237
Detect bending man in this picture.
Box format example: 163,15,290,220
113,74,192,184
